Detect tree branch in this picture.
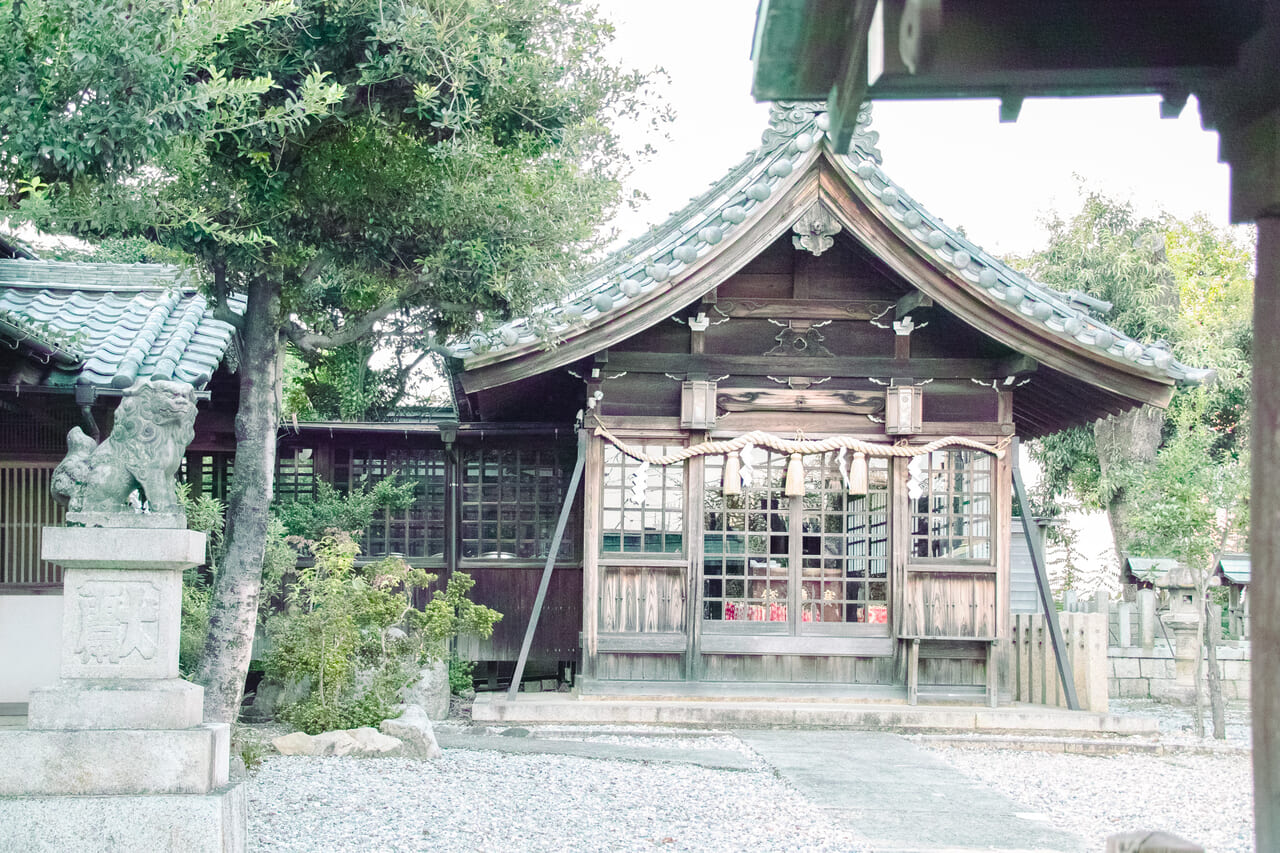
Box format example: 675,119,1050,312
284,285,423,353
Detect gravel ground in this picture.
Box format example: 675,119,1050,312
247,751,866,853
247,702,1255,853
920,746,1253,852
919,701,1255,853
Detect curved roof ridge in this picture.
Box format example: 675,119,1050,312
452,103,1209,389
824,128,1210,385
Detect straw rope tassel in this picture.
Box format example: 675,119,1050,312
722,452,742,495
785,452,805,497
848,451,868,495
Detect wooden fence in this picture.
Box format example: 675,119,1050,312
1010,611,1108,712
0,463,65,588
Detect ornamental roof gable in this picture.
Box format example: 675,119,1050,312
450,103,1208,407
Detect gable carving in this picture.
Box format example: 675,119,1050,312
792,203,842,257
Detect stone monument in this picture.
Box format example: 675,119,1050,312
0,379,246,852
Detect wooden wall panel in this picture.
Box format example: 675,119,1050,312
0,463,64,587
700,654,895,684
918,657,987,687
596,652,682,681
459,566,582,663
902,573,998,638
599,566,686,634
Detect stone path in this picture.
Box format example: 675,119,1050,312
736,730,1086,853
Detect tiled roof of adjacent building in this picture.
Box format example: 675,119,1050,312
449,103,1210,389
1217,554,1250,585
0,260,245,390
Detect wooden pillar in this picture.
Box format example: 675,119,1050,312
1252,215,1280,852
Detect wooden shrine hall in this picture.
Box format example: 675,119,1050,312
442,103,1208,701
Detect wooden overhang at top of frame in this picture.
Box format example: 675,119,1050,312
448,103,1211,437
750,0,1265,148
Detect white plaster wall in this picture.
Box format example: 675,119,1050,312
0,594,63,704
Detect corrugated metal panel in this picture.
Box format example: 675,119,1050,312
0,463,65,586
1009,521,1040,614
1219,554,1250,585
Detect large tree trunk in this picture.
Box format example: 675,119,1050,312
195,279,283,725
1095,404,1166,560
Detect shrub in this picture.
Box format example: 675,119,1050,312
263,527,501,733
448,655,475,695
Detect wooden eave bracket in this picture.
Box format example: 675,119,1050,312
894,291,933,320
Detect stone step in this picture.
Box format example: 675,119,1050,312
0,723,229,796
472,694,1159,737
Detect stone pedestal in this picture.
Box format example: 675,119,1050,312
0,526,245,853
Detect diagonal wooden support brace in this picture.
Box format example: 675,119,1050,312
1010,437,1080,711
505,430,587,701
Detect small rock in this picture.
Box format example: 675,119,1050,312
380,704,442,759
348,726,404,756
312,731,361,756
272,732,316,755
500,727,531,738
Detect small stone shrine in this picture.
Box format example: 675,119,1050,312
0,379,245,852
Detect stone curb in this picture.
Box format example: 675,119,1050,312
912,733,1251,757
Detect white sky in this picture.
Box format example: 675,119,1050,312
599,0,1233,257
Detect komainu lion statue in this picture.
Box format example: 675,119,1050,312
52,379,198,524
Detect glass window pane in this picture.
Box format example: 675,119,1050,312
600,443,684,554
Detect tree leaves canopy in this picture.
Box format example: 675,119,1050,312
1012,191,1253,515
3,0,659,340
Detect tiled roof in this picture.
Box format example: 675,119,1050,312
450,103,1210,388
0,260,245,390
1124,557,1180,583
1217,554,1250,585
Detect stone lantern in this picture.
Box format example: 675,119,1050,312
1155,564,1203,693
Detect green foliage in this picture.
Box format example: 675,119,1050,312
262,520,500,732
231,725,268,775
177,483,226,676
2,0,661,339
1127,389,1249,573
447,655,475,696
179,574,212,678
275,477,417,541
1018,192,1254,510
39,235,193,265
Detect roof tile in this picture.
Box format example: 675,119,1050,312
0,260,245,390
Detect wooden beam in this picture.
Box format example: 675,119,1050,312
716,388,884,415
1251,216,1280,852
604,352,1037,380
504,430,587,701
1010,438,1080,711
714,297,895,320
894,290,934,319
